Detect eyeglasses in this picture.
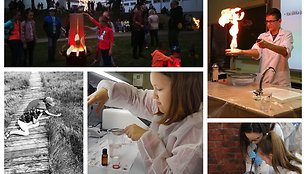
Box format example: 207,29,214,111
265,19,279,24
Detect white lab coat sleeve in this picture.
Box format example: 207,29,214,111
279,31,293,59
137,120,203,174
97,80,158,121
251,35,263,60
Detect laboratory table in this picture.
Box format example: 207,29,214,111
208,81,301,118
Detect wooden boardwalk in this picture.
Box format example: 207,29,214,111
4,72,50,174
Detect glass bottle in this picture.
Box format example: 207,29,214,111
101,148,108,166
212,63,219,82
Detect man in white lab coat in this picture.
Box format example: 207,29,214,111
226,8,293,87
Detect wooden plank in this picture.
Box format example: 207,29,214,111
4,73,50,173
5,127,48,135
7,122,47,129
5,141,49,152
5,169,50,174
5,138,48,147
5,147,49,159
5,133,48,142
5,131,48,141
4,161,50,173
5,156,49,166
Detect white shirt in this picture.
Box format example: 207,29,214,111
97,80,203,174
148,14,159,30
252,28,293,87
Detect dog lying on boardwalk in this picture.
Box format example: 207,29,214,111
5,97,61,139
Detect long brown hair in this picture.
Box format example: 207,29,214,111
158,72,202,125
239,123,275,159
258,132,302,174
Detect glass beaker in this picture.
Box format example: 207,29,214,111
107,128,124,160
260,92,272,112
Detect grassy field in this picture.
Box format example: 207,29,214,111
41,72,83,174
4,72,31,128
5,10,203,67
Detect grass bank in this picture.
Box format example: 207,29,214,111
41,72,83,174
4,72,31,128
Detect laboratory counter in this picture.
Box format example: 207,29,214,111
208,81,301,118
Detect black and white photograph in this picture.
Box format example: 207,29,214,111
4,71,83,173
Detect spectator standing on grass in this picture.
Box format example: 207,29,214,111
85,11,116,66
116,19,122,32
132,3,145,59
129,4,137,47
142,4,150,49
148,9,159,48
84,13,114,67
43,7,61,62
5,9,23,66
21,9,37,66
168,0,183,49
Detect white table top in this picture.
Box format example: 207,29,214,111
88,133,145,174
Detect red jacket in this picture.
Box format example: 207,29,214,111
8,21,21,40
90,18,114,50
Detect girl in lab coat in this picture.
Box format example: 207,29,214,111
257,131,302,174
88,72,203,174
239,123,284,174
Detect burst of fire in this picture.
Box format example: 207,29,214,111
66,13,87,57
218,7,245,50
192,17,200,30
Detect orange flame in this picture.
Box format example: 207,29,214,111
218,8,245,50
67,13,87,57
193,17,200,30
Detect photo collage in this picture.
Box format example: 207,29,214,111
2,0,303,173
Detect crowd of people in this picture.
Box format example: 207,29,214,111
5,0,189,67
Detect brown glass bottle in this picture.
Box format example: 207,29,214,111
101,148,108,166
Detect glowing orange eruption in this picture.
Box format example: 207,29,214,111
218,8,245,50
66,13,87,57
192,17,200,30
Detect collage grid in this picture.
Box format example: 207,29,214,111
1,0,305,174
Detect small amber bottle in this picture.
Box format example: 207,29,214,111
101,148,108,166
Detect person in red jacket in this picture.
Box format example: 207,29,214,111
5,9,23,66
84,13,114,67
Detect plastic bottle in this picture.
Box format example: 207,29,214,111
101,148,108,166
212,63,219,82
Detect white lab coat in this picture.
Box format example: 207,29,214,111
245,124,284,174
97,80,203,174
278,123,302,154
252,28,293,87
